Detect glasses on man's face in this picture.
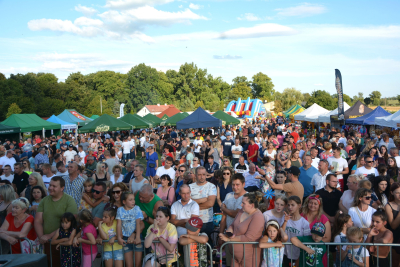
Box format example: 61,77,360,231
193,160,198,162
92,189,104,194
366,161,373,163
112,190,122,195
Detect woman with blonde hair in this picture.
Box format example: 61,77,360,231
21,172,47,200
210,140,222,167
362,140,375,156
320,142,333,160
351,155,365,174
92,162,109,182
301,194,331,243
339,174,363,213
286,149,302,168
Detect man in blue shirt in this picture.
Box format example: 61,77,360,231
298,155,319,202
204,155,219,181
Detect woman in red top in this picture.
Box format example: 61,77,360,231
0,197,37,254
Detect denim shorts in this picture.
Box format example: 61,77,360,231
103,249,124,261
122,236,143,253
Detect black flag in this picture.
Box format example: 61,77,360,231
335,69,344,120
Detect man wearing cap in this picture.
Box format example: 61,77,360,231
170,184,200,237
264,166,304,202
64,144,77,164
179,217,209,267
221,132,234,160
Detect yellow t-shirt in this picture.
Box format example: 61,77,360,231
101,220,123,251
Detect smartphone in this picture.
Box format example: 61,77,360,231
225,232,233,238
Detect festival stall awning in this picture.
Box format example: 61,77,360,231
285,104,304,118
78,114,132,133
212,110,240,125
90,115,100,120
119,114,153,129
346,106,391,125
375,110,400,128
143,114,162,126
57,109,92,126
294,103,330,122
289,107,306,120
177,107,222,129
0,124,20,135
318,102,351,123
161,112,189,126
331,101,373,121
2,114,61,132
47,115,77,130
283,104,296,114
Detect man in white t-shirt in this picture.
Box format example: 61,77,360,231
170,184,200,237
0,151,17,171
64,144,77,164
234,156,249,174
41,163,54,189
56,162,69,176
189,167,217,237
231,138,243,167
154,157,176,188
77,145,86,165
355,156,379,177
193,134,203,159
327,147,349,189
139,134,146,158
311,160,332,192
310,147,320,169
0,165,14,183
128,136,136,159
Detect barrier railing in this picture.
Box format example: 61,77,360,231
0,237,34,255
219,241,400,267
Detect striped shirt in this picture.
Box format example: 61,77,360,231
62,175,85,208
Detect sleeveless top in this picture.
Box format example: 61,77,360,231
290,159,301,168
131,178,148,193
214,183,233,213
387,203,400,241
135,193,161,235
94,172,109,182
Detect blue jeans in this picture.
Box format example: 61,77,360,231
130,151,136,159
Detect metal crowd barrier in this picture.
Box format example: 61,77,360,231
220,241,400,267
0,237,34,254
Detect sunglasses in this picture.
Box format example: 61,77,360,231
112,190,122,195
193,160,198,161
223,172,230,175
224,160,229,162
92,189,104,194
179,169,185,172
364,196,372,200
366,161,373,163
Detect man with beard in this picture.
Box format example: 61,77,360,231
316,173,342,224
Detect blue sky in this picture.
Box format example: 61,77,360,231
1,0,399,98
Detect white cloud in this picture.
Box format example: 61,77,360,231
219,23,297,39
74,17,104,27
213,55,242,59
28,19,102,37
189,3,202,10
105,0,174,9
74,4,98,16
276,3,327,17
237,13,261,21
99,6,207,26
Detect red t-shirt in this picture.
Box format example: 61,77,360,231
291,131,299,144
5,213,37,254
248,143,259,163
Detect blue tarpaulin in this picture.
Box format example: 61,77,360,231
47,115,77,130
57,109,92,126
177,107,222,129
346,106,391,125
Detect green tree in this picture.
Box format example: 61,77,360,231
251,72,274,101
179,98,195,112
230,82,252,100
272,100,283,113
303,93,310,103
333,93,352,107
364,97,372,105
194,100,205,109
112,100,120,117
0,73,6,81
353,92,365,104
6,103,22,118
85,95,112,117
306,90,336,110
275,88,303,111
369,91,381,106
397,95,400,104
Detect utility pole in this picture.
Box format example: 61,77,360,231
100,96,103,114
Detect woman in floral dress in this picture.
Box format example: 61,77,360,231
277,143,291,171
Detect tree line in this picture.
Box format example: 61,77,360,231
0,62,398,121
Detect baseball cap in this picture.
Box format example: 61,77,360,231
285,166,300,176
311,222,326,237
185,217,203,232
226,132,231,136
348,149,356,156
68,144,73,148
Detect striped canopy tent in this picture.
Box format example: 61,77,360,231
289,106,305,119
285,104,304,118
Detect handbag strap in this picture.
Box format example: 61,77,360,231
355,207,367,228
166,187,172,202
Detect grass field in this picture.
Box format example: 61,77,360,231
370,105,400,112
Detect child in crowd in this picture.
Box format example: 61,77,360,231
283,196,311,267
340,226,369,267
263,195,288,227
98,207,123,267
51,212,81,267
117,191,144,267
79,178,95,211
291,222,327,267
259,219,288,267
179,217,209,267
73,209,98,267
333,212,354,267
29,185,46,217
366,210,394,267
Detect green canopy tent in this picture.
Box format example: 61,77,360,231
78,114,132,133
90,115,100,120
161,112,189,126
212,111,240,125
285,104,304,118
283,104,296,114
143,114,162,126
160,114,169,120
57,109,92,126
2,114,61,134
0,124,20,135
119,114,153,129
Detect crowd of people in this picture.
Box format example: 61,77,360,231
0,120,400,267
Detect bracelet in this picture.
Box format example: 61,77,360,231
150,228,158,234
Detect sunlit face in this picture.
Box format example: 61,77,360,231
196,168,207,185
308,199,320,212
61,218,71,231
293,151,300,158
113,168,121,177
179,187,191,202
123,194,135,208
371,215,386,231
112,186,123,201
11,204,25,217
232,179,245,193
287,200,300,215
274,199,286,213
360,193,372,205
241,197,254,213
155,210,169,226
28,175,37,186
267,226,279,241
276,174,286,184
379,181,388,193
346,217,354,228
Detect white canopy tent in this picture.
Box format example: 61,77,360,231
318,102,351,123
375,110,400,128
294,103,330,122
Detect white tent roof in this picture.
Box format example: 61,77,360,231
374,109,400,128
294,103,330,122
318,102,351,123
